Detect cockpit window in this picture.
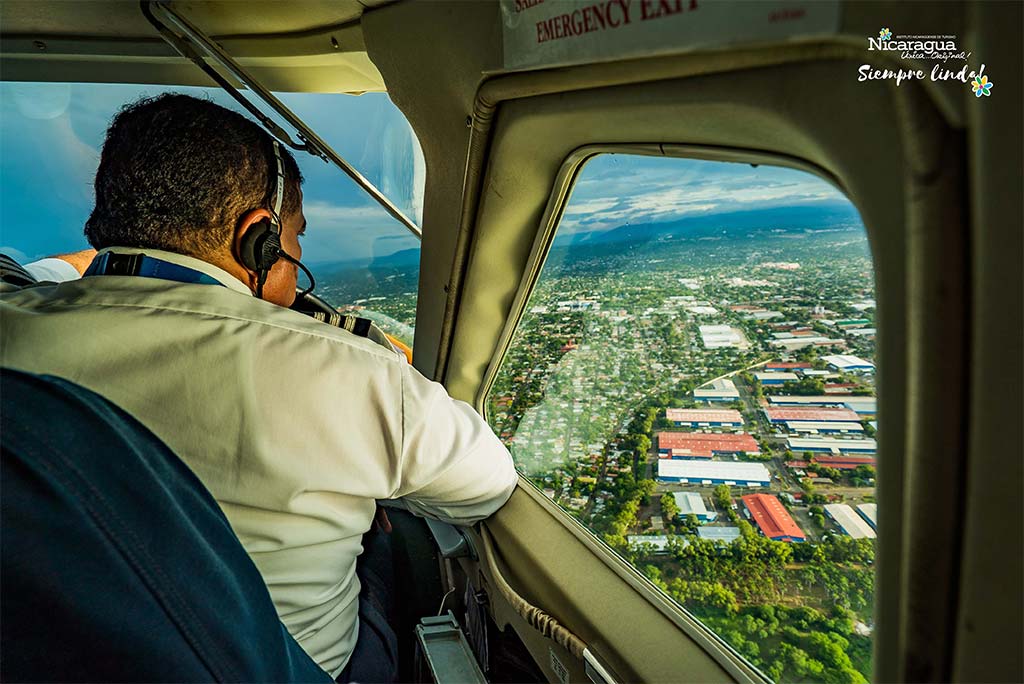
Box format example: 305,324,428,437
0,82,422,346
486,153,876,684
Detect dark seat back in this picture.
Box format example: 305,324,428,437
0,368,332,683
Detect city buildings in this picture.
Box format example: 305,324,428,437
625,535,672,553
786,437,877,454
766,395,877,417
783,421,865,434
825,504,877,539
665,408,743,428
657,460,771,486
765,407,862,423
756,372,799,385
693,377,740,403
742,494,806,542
657,432,761,459
856,503,878,530
811,455,877,469
673,492,717,522
699,324,746,349
821,354,875,372
697,526,742,543
764,362,813,372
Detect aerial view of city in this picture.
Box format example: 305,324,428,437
480,161,877,684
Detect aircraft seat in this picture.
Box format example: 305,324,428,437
0,368,333,683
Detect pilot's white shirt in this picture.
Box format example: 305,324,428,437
0,247,519,677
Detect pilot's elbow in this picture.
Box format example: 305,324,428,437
456,455,519,524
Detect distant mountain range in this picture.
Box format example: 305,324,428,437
308,247,420,275
556,202,863,248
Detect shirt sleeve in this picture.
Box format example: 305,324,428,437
392,363,518,525
24,258,82,283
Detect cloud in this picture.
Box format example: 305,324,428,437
299,199,419,261
558,156,846,233
303,200,393,224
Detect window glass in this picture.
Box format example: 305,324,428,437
487,154,876,684
0,82,422,346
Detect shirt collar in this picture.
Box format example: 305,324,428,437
96,247,253,296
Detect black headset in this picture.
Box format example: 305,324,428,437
239,138,317,299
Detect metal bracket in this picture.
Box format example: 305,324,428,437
425,518,478,560
139,0,422,239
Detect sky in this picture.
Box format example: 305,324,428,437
0,82,423,264
0,81,854,265
560,153,850,236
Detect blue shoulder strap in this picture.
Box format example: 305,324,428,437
85,252,223,287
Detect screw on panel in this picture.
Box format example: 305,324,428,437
330,37,340,50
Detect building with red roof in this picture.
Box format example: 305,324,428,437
665,408,743,427
764,407,861,423
742,494,806,542
765,362,813,371
811,455,876,470
657,432,760,459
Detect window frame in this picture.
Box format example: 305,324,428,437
477,143,862,683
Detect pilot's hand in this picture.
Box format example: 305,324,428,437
374,505,393,534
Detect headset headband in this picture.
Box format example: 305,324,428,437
269,139,285,231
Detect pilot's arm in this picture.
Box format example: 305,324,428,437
19,249,97,283
389,363,518,525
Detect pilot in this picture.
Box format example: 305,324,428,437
0,94,518,682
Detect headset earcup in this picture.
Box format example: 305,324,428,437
239,219,270,272
240,218,282,274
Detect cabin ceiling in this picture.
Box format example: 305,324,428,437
0,1,397,38
0,0,403,92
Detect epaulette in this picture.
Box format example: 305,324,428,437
0,253,37,287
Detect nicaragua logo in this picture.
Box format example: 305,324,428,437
858,27,993,97
868,29,958,56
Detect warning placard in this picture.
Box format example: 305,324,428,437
501,0,841,70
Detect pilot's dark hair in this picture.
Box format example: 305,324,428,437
84,93,303,257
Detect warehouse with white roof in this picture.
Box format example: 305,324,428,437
856,503,877,530
825,504,877,539
785,421,865,434
821,354,876,372
693,377,741,403
697,527,742,543
756,372,799,385
673,492,717,522
699,325,745,349
787,437,877,454
657,460,771,487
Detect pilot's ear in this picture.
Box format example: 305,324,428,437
232,208,273,272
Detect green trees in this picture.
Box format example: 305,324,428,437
692,602,872,684
642,564,668,591
660,493,680,522
816,466,842,480
637,477,657,504
713,484,732,510
667,579,739,613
